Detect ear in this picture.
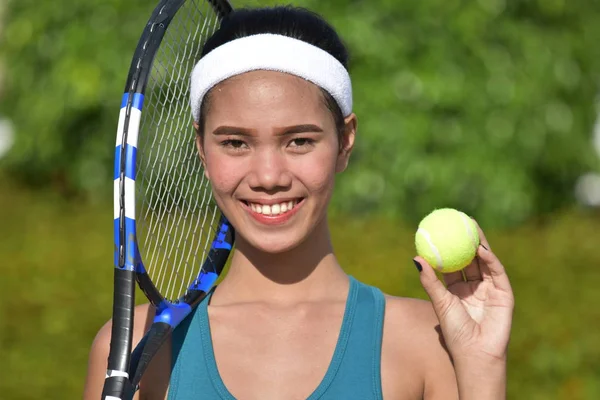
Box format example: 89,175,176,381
335,113,357,173
193,121,210,180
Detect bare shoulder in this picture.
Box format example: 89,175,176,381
83,303,169,400
380,295,459,400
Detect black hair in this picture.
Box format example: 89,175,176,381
196,6,349,138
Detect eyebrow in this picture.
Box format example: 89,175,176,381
211,124,324,136
212,126,255,136
276,124,324,135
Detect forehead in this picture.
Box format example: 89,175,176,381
204,70,330,125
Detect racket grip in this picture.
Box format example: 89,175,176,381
107,268,137,372
101,375,135,400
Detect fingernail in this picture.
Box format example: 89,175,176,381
413,259,422,272
480,244,488,251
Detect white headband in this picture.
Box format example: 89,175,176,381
190,33,353,121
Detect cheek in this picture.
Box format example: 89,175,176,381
203,148,242,195
294,143,339,194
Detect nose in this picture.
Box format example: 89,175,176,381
246,148,292,192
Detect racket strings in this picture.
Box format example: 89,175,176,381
146,16,213,300
136,0,223,303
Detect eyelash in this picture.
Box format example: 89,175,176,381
218,137,316,152
220,139,247,151
289,137,315,148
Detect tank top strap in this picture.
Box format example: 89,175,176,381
311,276,385,399
306,275,361,398
169,287,222,399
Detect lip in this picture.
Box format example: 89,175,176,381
240,198,305,226
241,197,300,206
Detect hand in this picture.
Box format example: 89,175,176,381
414,220,514,365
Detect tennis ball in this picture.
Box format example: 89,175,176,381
415,208,480,273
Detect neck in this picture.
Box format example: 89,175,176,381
212,216,348,306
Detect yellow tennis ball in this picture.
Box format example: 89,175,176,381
415,208,480,273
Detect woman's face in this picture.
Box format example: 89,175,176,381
197,70,355,254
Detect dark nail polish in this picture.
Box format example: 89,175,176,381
413,259,422,272
481,244,488,251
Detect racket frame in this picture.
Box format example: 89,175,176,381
102,1,233,399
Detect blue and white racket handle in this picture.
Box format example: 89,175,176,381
102,90,144,399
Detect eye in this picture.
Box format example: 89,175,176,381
289,138,315,148
221,139,248,151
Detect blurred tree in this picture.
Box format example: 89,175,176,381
310,0,600,227
0,0,152,198
1,0,599,226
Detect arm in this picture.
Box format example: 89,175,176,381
83,304,156,400
415,220,514,400
84,319,122,400
382,297,459,400
453,358,506,400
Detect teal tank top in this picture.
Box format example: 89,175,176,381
168,276,386,399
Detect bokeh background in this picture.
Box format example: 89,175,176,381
1,0,600,398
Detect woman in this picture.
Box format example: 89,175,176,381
85,6,514,399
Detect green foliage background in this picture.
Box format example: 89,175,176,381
1,0,600,399
2,0,599,227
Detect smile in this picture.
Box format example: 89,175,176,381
241,198,304,224
249,199,299,216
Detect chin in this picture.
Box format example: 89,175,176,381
238,228,308,255
250,240,301,255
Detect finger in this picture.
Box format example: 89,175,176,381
477,245,513,293
471,218,509,290
472,217,491,250
442,270,464,287
462,257,483,281
414,256,453,308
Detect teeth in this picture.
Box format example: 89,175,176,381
248,200,298,216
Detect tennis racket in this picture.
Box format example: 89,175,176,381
102,1,234,399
